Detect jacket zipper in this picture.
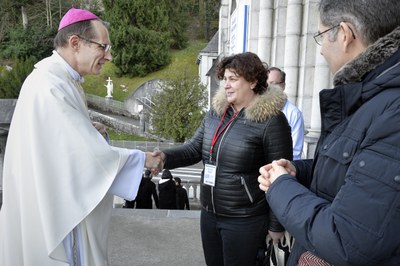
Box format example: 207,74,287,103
241,176,254,203
211,110,241,214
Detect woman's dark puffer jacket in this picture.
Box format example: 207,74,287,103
163,85,292,231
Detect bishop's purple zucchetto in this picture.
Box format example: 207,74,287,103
58,7,99,31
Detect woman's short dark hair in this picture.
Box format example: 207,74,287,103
216,52,268,94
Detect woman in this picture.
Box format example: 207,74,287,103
157,52,292,265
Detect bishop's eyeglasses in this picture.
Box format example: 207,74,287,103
77,35,112,52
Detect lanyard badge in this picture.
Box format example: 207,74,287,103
204,106,238,187
204,162,217,186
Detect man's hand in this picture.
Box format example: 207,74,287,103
273,159,296,177
268,230,284,243
258,159,295,192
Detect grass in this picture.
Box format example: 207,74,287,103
107,129,149,141
83,39,208,101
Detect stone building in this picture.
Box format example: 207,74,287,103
198,0,332,158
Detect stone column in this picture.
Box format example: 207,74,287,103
270,0,287,67
310,47,331,132
283,0,302,102
248,0,260,53
219,0,230,56
295,0,320,121
305,45,331,158
257,0,274,63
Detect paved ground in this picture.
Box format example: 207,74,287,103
108,208,205,266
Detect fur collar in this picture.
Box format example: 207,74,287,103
334,26,400,86
211,84,287,122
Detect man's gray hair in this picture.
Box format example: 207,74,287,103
53,19,109,49
319,0,400,45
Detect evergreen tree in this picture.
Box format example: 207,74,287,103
1,24,56,61
0,57,35,98
0,0,101,99
167,0,189,49
150,73,207,142
103,0,171,77
0,0,20,43
0,0,77,61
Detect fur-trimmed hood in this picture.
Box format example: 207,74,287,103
211,84,287,122
334,26,400,86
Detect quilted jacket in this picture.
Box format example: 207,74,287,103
268,27,400,265
164,85,292,229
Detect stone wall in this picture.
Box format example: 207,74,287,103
88,110,162,141
86,94,137,118
89,110,141,135
0,99,17,208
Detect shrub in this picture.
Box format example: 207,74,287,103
0,57,35,98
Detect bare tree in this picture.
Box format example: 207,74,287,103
21,6,29,29
45,0,53,28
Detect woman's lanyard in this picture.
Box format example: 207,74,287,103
204,105,239,187
209,105,239,160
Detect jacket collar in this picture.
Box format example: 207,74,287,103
319,27,400,137
211,84,287,122
334,26,400,86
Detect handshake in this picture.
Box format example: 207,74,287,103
92,122,165,176
144,149,166,176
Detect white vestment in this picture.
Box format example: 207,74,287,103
0,52,144,265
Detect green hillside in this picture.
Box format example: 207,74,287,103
83,39,207,102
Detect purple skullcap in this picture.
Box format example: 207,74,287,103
58,7,99,31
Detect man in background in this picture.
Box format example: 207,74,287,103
135,169,159,209
174,177,190,210
158,169,177,209
267,67,305,160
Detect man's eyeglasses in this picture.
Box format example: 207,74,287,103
313,24,340,46
313,23,356,46
269,81,284,85
77,35,112,52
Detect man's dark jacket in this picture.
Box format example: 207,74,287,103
268,27,400,266
136,178,159,209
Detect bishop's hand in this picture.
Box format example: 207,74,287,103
145,152,164,176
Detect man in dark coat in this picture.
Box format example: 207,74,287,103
136,170,159,209
158,169,177,209
258,0,400,265
174,177,190,210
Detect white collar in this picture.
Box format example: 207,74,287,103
52,50,84,83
